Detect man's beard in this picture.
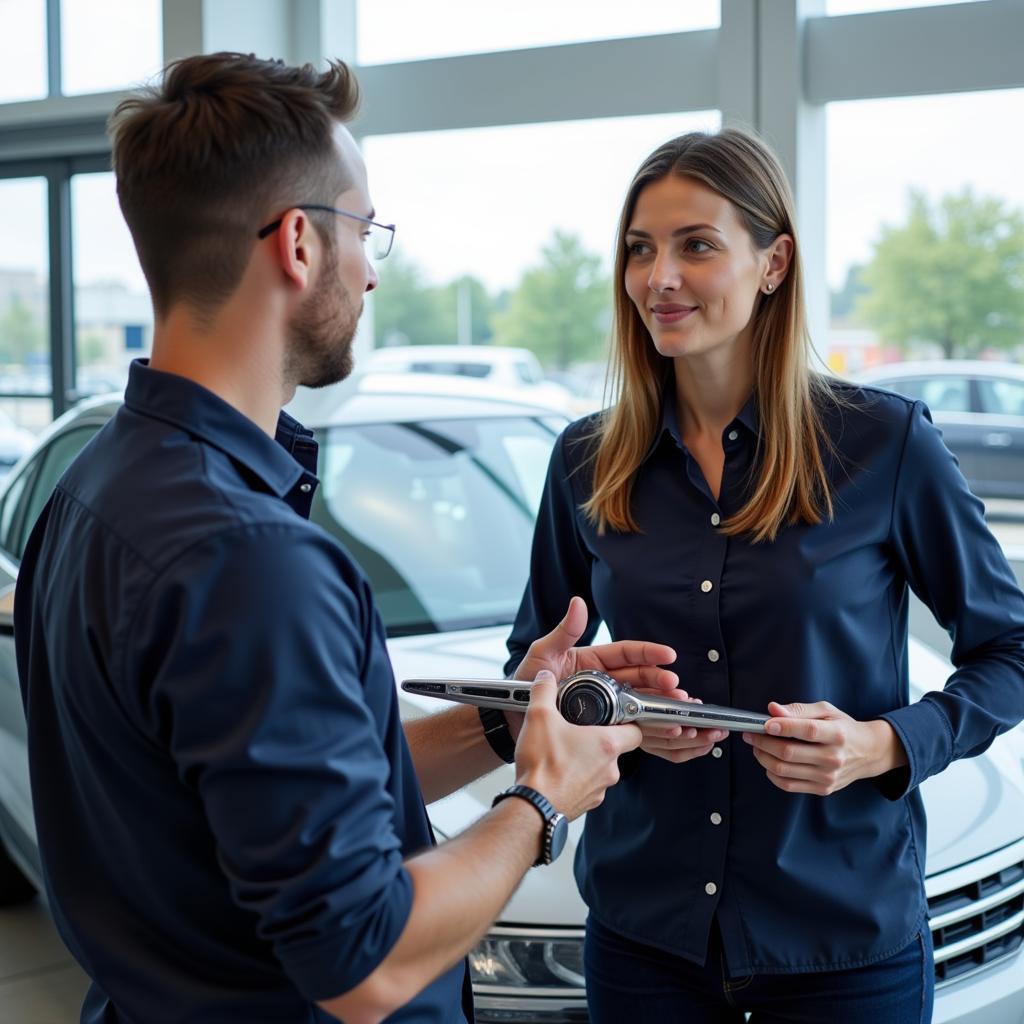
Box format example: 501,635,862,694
285,245,361,390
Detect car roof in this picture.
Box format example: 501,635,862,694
855,360,1024,383
365,345,537,365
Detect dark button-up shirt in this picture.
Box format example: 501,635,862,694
507,381,1024,976
15,360,468,1023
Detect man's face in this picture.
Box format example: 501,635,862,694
287,124,378,390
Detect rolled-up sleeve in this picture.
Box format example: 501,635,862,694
882,401,1024,794
127,522,412,1001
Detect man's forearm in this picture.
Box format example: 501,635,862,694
405,705,507,803
317,797,541,1024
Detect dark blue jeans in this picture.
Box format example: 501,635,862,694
584,916,934,1024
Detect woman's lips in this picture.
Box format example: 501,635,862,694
652,304,697,324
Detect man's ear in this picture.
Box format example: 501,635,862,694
274,209,317,291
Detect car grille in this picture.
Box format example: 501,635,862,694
928,843,1024,986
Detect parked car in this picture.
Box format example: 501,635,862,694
365,344,576,414
0,389,1021,1023
855,360,1024,499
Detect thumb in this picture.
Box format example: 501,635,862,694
529,670,558,708
768,701,803,717
554,596,588,647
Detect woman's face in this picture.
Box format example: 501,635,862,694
623,174,773,364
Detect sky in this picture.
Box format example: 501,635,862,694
0,0,1016,301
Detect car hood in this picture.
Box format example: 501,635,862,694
390,627,1024,923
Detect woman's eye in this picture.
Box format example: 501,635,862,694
627,241,651,257
686,239,712,254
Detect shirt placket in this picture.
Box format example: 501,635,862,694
681,425,744,951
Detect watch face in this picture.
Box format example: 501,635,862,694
547,814,569,864
561,681,612,726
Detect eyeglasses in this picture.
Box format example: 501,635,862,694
257,204,396,259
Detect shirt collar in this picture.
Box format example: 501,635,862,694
642,387,761,464
123,359,317,496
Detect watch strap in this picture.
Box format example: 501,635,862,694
492,784,563,866
479,706,516,764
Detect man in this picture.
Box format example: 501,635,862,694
14,54,679,1023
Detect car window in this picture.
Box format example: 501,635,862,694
409,360,491,379
884,377,970,413
0,467,33,557
515,360,542,386
12,426,101,561
976,378,1024,417
311,415,562,636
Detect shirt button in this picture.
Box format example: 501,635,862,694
727,430,738,441
710,812,723,825
710,513,721,526
707,649,720,663
711,746,723,758
705,882,718,896
700,580,713,593
299,482,312,493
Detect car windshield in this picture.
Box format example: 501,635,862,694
310,414,564,636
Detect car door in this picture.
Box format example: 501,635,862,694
971,375,1024,499
0,423,104,877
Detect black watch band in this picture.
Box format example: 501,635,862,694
479,706,516,764
492,784,569,866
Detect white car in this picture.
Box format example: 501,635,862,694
0,389,1021,1023
364,344,576,415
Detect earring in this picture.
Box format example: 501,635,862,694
765,282,775,293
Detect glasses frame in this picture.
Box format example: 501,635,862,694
257,204,395,258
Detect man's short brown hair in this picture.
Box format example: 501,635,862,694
109,52,359,319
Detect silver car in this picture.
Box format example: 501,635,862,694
0,388,1021,1023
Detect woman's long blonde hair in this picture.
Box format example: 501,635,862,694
582,128,834,543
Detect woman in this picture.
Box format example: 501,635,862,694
504,128,1024,1023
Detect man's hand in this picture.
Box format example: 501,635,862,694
743,701,908,795
515,671,642,820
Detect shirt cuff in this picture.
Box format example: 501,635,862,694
878,698,954,800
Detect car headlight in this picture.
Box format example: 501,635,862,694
469,926,585,991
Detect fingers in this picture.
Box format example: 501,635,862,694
743,732,834,766
527,670,557,708
612,667,680,691
642,727,727,748
763,714,839,743
604,722,643,755
583,640,677,671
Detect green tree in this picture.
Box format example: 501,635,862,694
830,263,868,324
0,296,45,365
372,250,453,348
855,189,1024,359
491,230,611,369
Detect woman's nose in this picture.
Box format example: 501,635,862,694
648,253,681,293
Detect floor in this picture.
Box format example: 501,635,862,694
0,899,88,1023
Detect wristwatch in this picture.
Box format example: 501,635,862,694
478,706,516,764
492,784,569,866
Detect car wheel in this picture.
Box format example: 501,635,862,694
0,841,36,905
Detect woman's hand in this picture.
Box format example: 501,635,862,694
627,689,728,763
507,596,677,739
743,701,908,795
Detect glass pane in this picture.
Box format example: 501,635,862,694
0,0,46,101
363,111,719,411
0,178,50,438
826,89,1024,374
978,378,1024,416
61,0,162,95
71,173,151,398
357,0,719,64
311,416,561,635
827,0,987,13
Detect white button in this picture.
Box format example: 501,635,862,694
710,812,723,825
299,482,312,493
700,580,713,593
705,882,718,896
711,746,723,758
707,649,720,663
710,513,721,526
728,430,738,441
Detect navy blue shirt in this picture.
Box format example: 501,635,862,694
507,381,1024,976
15,361,469,1023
